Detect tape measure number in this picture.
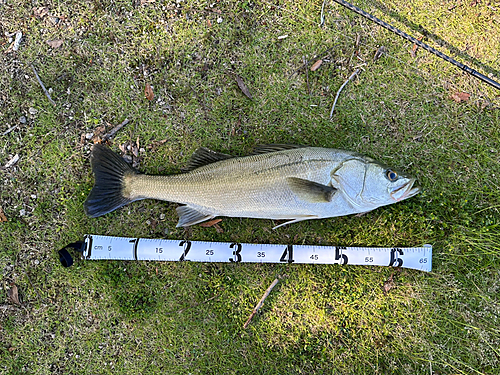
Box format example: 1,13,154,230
82,235,432,272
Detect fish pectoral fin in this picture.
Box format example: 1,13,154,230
184,147,233,171
272,215,318,229
286,177,337,203
176,206,215,227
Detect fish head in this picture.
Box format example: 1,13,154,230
331,157,420,210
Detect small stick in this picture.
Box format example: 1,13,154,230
1,124,18,136
31,65,56,106
320,0,327,27
103,118,130,140
0,305,20,311
288,45,337,78
243,278,279,329
329,68,360,119
2,154,19,169
303,56,310,95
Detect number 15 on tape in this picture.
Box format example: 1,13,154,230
81,235,432,272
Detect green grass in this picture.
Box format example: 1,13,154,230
1,0,499,374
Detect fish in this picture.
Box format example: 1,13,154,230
84,144,420,229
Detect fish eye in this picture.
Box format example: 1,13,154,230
385,169,398,181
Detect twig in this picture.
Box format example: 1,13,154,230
303,56,310,95
288,45,337,78
320,0,327,27
1,124,19,136
243,278,279,329
329,68,360,119
103,118,130,140
0,305,20,311
2,154,19,169
31,65,56,106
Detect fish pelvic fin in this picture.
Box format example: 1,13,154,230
84,144,138,218
286,177,337,203
176,206,215,227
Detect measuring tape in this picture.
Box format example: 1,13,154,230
58,235,432,272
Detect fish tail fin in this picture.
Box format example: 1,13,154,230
84,144,138,217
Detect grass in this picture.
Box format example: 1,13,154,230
1,0,499,373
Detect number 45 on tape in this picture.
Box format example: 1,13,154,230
58,235,432,272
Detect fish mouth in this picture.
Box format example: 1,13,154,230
391,178,420,202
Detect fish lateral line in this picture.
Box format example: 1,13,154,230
84,144,420,227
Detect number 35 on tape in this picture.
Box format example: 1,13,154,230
75,235,432,272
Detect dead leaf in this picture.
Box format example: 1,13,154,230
90,124,106,144
207,19,212,27
199,218,223,228
33,7,49,18
46,39,63,49
373,46,388,61
8,347,16,352
310,59,323,72
382,273,395,294
2,154,19,169
147,139,168,151
94,125,106,136
7,285,20,305
0,206,7,222
410,36,423,58
234,75,252,99
451,92,471,103
145,83,154,101
150,219,157,231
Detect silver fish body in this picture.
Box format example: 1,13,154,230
84,145,419,228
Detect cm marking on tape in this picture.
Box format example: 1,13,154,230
65,234,432,272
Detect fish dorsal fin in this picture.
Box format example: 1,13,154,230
185,147,233,171
251,144,306,155
286,177,337,203
176,206,215,227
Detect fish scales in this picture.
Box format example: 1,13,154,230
84,145,419,228
129,148,348,218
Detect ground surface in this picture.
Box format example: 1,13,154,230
0,1,499,374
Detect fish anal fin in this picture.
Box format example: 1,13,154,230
286,177,337,203
176,206,215,227
251,144,306,155
184,148,233,171
272,215,318,229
